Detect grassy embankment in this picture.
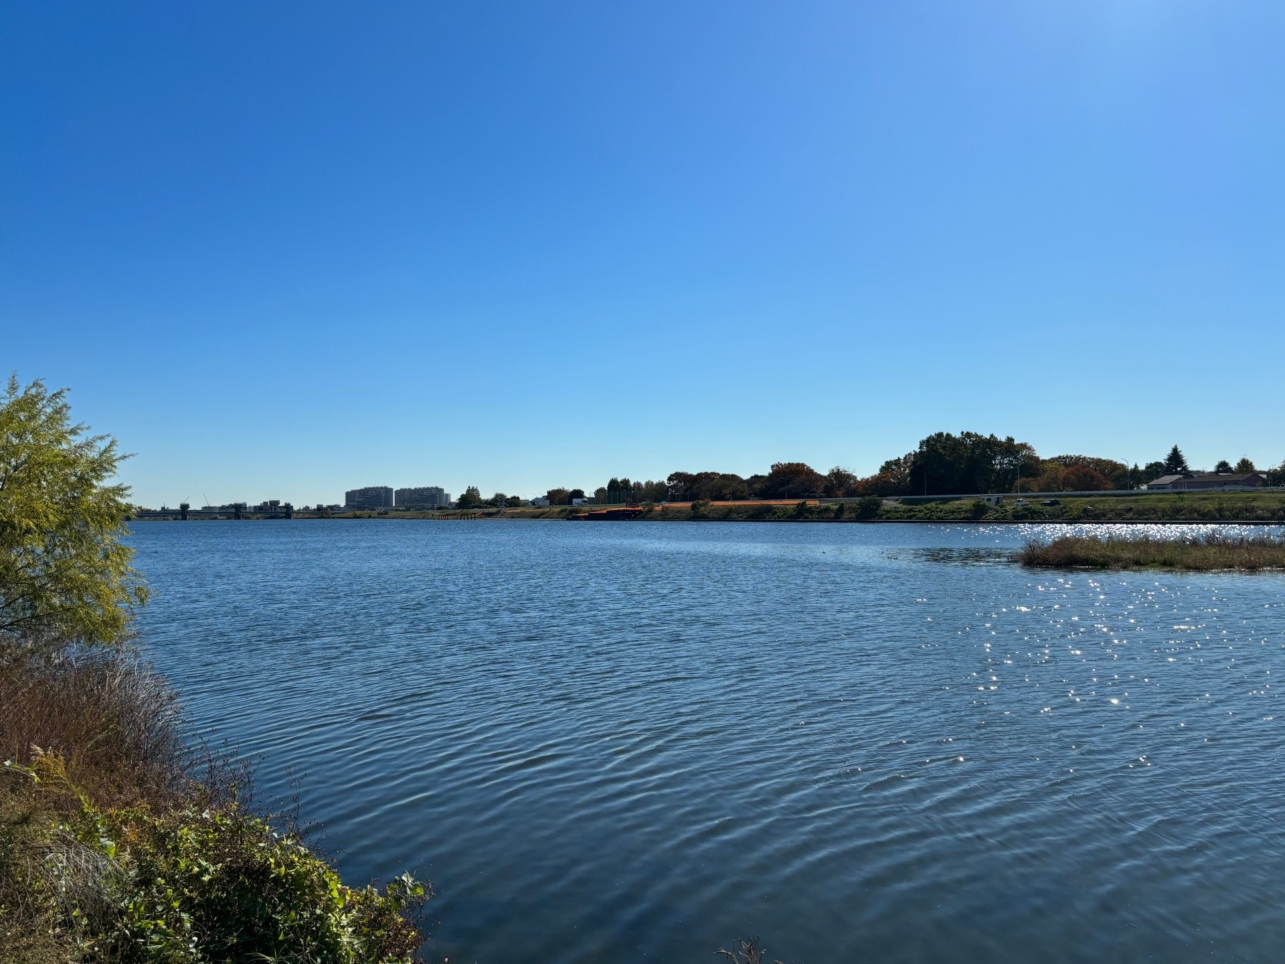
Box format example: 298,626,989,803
0,645,428,964
1017,534,1285,571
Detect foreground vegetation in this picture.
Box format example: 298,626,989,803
1016,534,1285,571
1,376,427,963
0,647,427,964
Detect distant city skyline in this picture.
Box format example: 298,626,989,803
5,2,1283,508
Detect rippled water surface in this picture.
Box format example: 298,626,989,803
131,521,1285,963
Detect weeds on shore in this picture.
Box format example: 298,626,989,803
1016,534,1285,571
0,643,429,964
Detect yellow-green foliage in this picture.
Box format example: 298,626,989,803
1,753,427,964
0,377,148,648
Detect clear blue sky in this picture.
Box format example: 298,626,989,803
3,2,1282,506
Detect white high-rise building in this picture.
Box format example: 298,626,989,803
345,486,394,509
395,486,450,508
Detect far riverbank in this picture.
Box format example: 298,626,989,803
133,490,1285,525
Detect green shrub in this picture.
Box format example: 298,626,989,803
1,755,427,964
99,804,426,964
854,496,882,520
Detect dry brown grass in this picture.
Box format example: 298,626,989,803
0,644,193,962
0,645,190,813
1017,534,1285,571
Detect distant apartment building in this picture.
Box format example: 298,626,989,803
345,486,394,509
395,486,450,508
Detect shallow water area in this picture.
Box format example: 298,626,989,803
131,520,1285,963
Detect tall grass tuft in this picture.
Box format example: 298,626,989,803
1016,534,1285,571
0,646,188,812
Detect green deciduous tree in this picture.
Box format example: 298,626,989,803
604,477,631,505
907,432,1035,495
824,467,857,498
756,462,825,499
456,486,483,509
0,376,148,649
666,471,749,502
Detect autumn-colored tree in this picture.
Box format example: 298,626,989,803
1061,465,1111,491
1047,455,1127,489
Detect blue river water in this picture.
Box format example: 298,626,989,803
129,520,1285,963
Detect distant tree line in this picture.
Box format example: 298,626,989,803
533,434,1285,504
446,435,1284,509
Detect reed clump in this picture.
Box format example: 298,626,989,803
1016,534,1285,571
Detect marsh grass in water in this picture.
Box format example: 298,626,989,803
1016,534,1285,571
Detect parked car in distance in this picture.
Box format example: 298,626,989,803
1041,498,1061,506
